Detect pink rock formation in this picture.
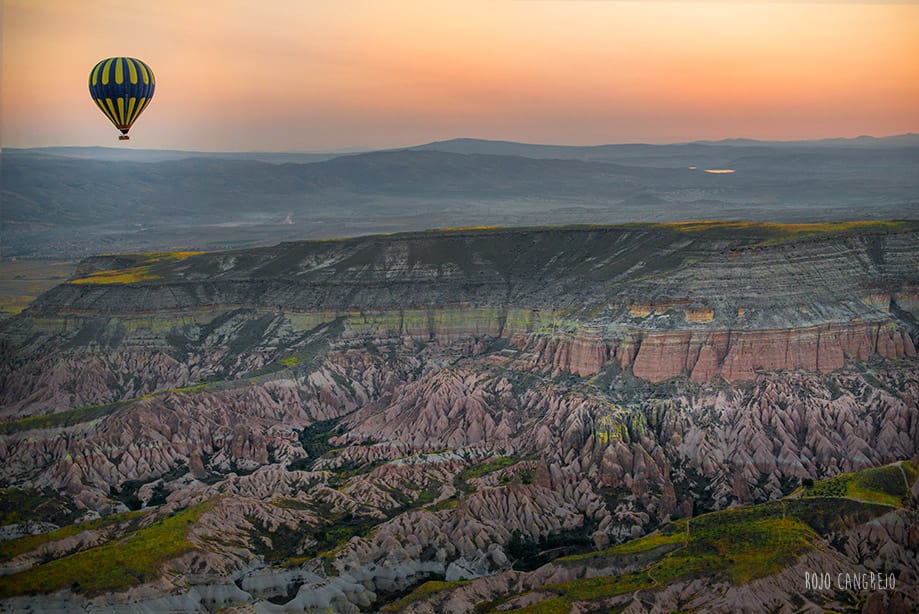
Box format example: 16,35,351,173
524,319,915,382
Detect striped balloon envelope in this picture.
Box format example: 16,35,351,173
88,57,156,140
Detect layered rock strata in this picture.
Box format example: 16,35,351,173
1,223,917,611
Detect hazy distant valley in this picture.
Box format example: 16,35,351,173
1,218,918,611
4,135,918,259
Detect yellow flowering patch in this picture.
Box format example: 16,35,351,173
68,251,204,285
659,220,906,236
69,265,160,285
433,225,502,232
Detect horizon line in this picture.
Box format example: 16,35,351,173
4,131,918,156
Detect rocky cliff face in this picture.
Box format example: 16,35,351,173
520,318,916,382
0,222,917,611
4,223,917,410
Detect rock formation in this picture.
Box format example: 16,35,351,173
0,223,916,611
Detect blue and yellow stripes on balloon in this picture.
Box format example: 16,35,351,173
88,57,155,135
126,59,138,85
100,58,113,85
89,57,154,87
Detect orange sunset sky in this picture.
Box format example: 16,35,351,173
2,0,918,151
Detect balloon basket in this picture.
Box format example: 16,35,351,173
119,135,130,141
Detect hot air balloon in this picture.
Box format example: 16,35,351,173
88,57,155,140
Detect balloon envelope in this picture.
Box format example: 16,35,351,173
88,57,155,140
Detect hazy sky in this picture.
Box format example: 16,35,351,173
2,0,918,151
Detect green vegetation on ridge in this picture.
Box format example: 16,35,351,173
802,460,916,507
381,580,469,612
0,385,209,436
489,513,815,612
0,401,127,436
471,460,915,613
0,510,148,564
0,502,209,598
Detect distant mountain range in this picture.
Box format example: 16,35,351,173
0,146,360,164
408,133,919,166
8,133,919,164
2,135,917,258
